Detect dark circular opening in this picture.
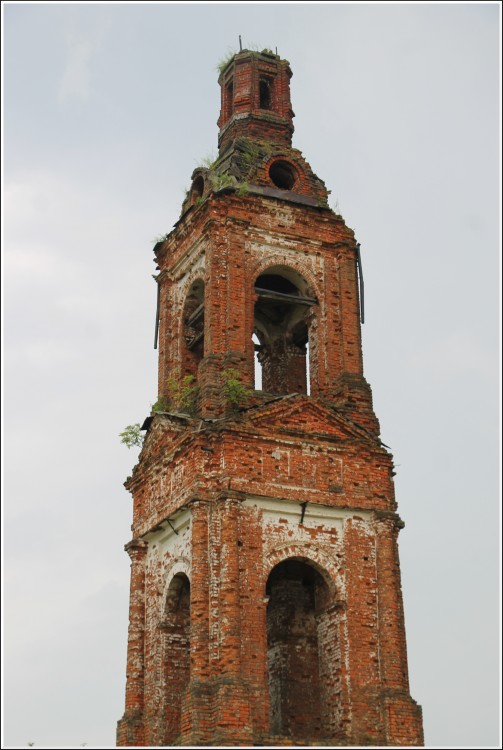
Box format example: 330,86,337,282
269,160,297,190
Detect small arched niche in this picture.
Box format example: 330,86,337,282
190,175,205,205
254,267,316,395
182,279,205,378
259,77,273,110
225,79,234,120
266,559,334,741
161,573,191,744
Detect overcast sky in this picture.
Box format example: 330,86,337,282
2,2,501,748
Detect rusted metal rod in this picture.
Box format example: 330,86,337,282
356,242,365,324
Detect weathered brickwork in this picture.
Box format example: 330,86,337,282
117,49,423,747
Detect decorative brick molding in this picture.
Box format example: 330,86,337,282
117,49,423,747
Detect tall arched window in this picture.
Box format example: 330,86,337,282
266,559,340,741
259,77,272,110
254,267,316,395
225,80,234,120
161,573,191,744
182,279,205,378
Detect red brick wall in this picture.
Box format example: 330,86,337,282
118,429,423,745
117,51,423,748
217,51,294,151
155,191,377,431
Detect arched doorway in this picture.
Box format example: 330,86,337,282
266,558,339,741
161,573,191,744
254,267,316,395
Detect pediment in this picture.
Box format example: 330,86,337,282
243,395,372,442
140,412,195,458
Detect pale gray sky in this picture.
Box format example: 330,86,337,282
2,2,501,748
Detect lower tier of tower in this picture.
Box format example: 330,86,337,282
116,494,423,747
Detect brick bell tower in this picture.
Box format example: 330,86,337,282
117,49,424,747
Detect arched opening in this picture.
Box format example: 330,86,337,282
266,559,334,741
225,80,234,120
254,267,316,395
182,279,205,378
190,175,204,204
259,77,272,110
161,573,191,744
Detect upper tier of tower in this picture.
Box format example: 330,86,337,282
179,49,331,217
217,49,295,152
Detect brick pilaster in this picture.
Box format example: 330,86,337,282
180,499,212,744
343,519,385,745
212,497,253,744
116,539,148,746
374,512,424,746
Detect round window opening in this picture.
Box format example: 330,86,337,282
269,160,297,190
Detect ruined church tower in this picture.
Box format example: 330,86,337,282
117,49,424,747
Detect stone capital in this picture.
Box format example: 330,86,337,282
373,510,405,533
124,539,148,560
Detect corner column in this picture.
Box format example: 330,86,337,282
116,539,148,747
343,518,384,745
180,499,211,744
374,512,424,746
214,496,253,743
329,244,379,434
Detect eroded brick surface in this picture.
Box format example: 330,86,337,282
117,49,423,747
